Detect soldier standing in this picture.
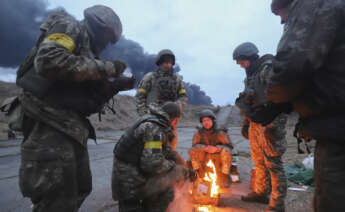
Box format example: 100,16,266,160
16,5,126,211
135,49,188,150
189,109,233,187
233,42,288,212
269,0,345,211
112,102,194,212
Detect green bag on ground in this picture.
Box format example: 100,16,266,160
285,163,314,186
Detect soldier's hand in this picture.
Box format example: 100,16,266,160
241,125,249,139
174,165,190,181
264,127,280,142
204,145,219,154
129,76,136,88
112,60,127,75
188,169,198,182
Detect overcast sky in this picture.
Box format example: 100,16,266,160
0,0,284,105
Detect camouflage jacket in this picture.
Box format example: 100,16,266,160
268,0,345,117
112,106,187,200
33,10,119,82
127,106,177,176
192,127,233,151
135,68,188,116
140,108,178,176
237,55,279,127
17,10,123,146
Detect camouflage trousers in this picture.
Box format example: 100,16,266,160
112,158,188,212
249,122,287,210
19,120,92,212
189,147,232,175
314,139,345,212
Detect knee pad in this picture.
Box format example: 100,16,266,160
119,198,143,212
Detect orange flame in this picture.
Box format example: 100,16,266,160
203,160,219,198
198,206,211,212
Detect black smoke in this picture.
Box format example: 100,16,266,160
184,82,213,106
0,0,212,105
101,38,212,105
0,0,50,67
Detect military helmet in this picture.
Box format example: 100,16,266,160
156,49,175,66
271,0,293,14
233,42,259,61
162,102,181,118
199,109,216,122
84,5,122,44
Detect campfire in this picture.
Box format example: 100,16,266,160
191,159,220,212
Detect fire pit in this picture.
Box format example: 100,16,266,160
191,159,220,212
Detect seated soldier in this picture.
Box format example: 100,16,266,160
189,109,233,187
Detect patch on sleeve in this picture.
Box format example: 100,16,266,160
138,88,147,94
43,33,75,53
144,141,162,149
179,89,186,95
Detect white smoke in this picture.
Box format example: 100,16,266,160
167,181,194,212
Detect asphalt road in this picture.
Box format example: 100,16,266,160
0,128,266,212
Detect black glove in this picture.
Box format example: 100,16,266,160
188,169,198,182
166,151,187,167
241,119,250,139
109,76,136,92
112,60,127,75
264,127,283,142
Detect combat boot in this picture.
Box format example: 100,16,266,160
264,206,285,212
220,174,231,188
241,192,269,204
218,173,231,188
230,164,241,183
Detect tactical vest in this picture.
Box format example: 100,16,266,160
197,127,221,146
235,55,292,125
16,15,113,116
114,114,169,165
146,71,179,105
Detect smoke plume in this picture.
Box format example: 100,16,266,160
166,181,194,212
0,0,50,67
0,0,212,105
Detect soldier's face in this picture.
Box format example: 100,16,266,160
170,117,179,128
202,117,213,129
160,61,173,70
236,60,250,69
275,8,288,24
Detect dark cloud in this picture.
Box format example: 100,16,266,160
0,0,212,105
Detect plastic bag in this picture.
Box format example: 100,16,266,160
302,154,314,170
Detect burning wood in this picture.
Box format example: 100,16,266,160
195,205,215,212
203,160,220,198
191,159,220,211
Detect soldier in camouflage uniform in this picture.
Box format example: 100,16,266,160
135,49,188,150
112,102,193,212
233,42,287,212
16,5,126,212
269,1,345,211
189,109,233,187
